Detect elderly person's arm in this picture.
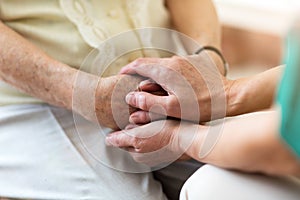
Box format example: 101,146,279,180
0,20,142,130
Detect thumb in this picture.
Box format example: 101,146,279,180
119,57,160,75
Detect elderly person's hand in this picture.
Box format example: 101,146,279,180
120,55,230,124
77,73,167,130
63,70,147,130
94,75,145,130
106,120,197,166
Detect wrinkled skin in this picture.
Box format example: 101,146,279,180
120,55,230,124
95,75,145,130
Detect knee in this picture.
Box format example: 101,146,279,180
180,165,300,200
180,165,219,200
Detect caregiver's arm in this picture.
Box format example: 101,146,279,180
188,109,300,176
0,21,142,129
166,0,224,74
226,66,283,116
166,0,220,47
121,61,283,122
107,109,300,176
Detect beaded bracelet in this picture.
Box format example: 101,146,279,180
194,46,229,76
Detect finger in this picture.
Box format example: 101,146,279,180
130,148,180,166
151,90,168,96
129,110,165,124
106,125,157,151
139,80,168,96
120,59,172,88
138,79,162,92
126,91,167,111
125,91,180,118
105,131,134,148
119,57,160,75
125,123,139,130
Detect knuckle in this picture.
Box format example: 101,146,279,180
135,57,145,65
113,137,120,146
133,58,143,65
166,97,178,112
141,112,149,123
132,137,140,148
171,55,181,61
174,56,184,63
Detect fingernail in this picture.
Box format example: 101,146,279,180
129,114,138,124
125,92,135,105
119,67,129,74
105,136,113,146
139,79,153,87
137,94,145,108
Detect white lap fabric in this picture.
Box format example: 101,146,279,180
0,104,166,200
180,165,300,200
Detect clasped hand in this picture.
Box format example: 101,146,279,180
106,55,228,165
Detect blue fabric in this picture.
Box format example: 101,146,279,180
277,26,300,158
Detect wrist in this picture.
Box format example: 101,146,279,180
186,125,209,161
225,77,260,117
177,123,206,160
194,46,228,76
207,51,226,76
71,70,100,123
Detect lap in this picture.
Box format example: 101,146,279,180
180,165,300,200
0,104,166,200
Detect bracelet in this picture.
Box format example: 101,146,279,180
194,46,229,76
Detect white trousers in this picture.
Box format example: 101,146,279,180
0,104,167,200
180,165,300,200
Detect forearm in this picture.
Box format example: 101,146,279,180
166,0,220,48
187,110,300,176
226,66,284,116
0,20,76,109
0,21,142,129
